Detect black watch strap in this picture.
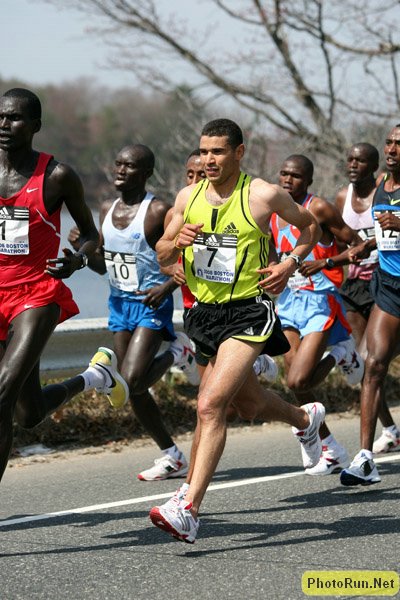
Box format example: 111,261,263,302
325,258,335,269
76,253,89,269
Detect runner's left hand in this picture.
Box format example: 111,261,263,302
138,282,171,309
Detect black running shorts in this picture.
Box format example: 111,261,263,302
184,294,290,358
183,307,210,367
370,267,400,318
339,277,375,321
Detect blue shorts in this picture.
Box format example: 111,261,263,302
277,288,351,345
108,294,175,340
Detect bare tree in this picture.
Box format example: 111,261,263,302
51,0,400,162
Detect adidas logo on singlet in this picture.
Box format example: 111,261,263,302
205,234,219,247
223,221,239,234
0,207,10,219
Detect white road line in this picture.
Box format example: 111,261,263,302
1,453,399,528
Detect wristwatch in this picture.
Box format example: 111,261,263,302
76,253,89,269
287,253,303,268
325,258,335,269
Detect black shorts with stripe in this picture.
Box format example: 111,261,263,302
184,294,290,359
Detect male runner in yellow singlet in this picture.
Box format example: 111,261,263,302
148,118,324,543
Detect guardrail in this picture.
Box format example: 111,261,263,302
41,310,185,378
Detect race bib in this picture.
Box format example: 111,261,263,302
0,205,29,255
280,252,310,291
374,211,400,251
358,226,379,265
287,271,311,291
104,250,138,291
193,233,237,283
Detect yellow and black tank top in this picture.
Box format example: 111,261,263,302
182,172,270,303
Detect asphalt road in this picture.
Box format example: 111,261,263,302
1,408,400,600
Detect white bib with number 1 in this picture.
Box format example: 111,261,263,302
0,206,29,255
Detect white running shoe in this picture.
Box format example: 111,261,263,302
89,347,129,409
292,402,326,469
340,450,381,486
137,453,188,481
306,443,350,475
253,354,278,382
335,337,365,386
150,499,199,543
169,332,196,374
160,483,189,511
373,428,400,454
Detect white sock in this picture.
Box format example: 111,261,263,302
169,342,182,364
360,448,373,460
81,366,107,391
162,444,181,460
253,357,261,376
322,434,342,453
328,345,346,365
321,434,334,446
383,424,399,435
181,482,190,493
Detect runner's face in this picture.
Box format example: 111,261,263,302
278,160,310,201
0,97,40,152
199,135,243,185
113,148,149,191
346,146,375,183
384,127,400,174
186,155,205,185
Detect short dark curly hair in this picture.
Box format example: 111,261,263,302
201,118,243,149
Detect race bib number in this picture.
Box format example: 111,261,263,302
0,205,29,255
193,233,237,283
374,211,400,251
280,252,310,291
358,226,379,265
104,250,138,291
287,271,311,291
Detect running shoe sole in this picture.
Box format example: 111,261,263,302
340,470,381,486
149,507,195,543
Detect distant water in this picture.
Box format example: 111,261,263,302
60,210,182,320
60,210,109,319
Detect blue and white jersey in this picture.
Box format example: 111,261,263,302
102,193,169,299
372,178,400,276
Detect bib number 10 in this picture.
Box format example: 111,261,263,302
104,250,138,291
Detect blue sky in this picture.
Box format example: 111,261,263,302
2,0,229,90
2,0,129,88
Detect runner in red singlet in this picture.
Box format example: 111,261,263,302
0,88,128,483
